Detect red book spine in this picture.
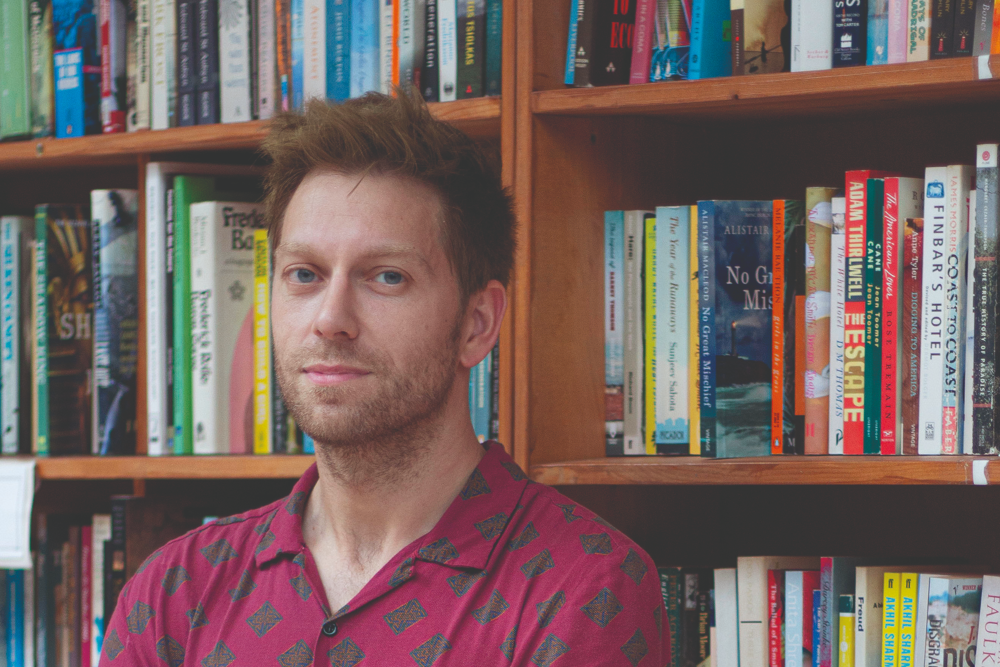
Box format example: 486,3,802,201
769,570,782,667
843,172,870,455
881,179,901,454
629,0,655,83
81,524,92,667
772,200,787,455
99,0,111,132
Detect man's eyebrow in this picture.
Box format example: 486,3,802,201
275,241,435,272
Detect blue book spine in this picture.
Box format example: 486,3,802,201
785,571,804,667
477,351,492,440
564,0,579,84
8,570,23,667
697,201,717,457
292,0,305,109
654,206,689,450
866,0,889,63
812,589,822,667
328,0,351,100
349,0,379,95
52,0,100,137
303,433,314,453
688,0,732,79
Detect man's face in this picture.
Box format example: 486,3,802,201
270,169,464,451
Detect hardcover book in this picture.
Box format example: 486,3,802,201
689,0,732,79
829,196,846,454
1,0,33,138
585,0,636,85
804,188,838,455
791,0,832,70
175,0,195,125
456,0,485,96
655,206,691,452
786,570,821,667
100,0,127,132
91,189,139,456
605,211,625,456
53,0,102,137
624,211,647,454
833,0,867,66
150,0,176,129
772,200,805,455
907,0,929,59
972,0,992,54
930,0,955,57
918,167,948,454
973,145,999,455
218,0,251,121
0,217,34,456
29,0,55,137
190,201,263,454
953,0,975,53
933,577,983,667
689,205,701,454
732,0,788,74
698,200,773,459
35,204,93,456
863,178,885,455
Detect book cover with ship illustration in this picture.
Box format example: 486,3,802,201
732,0,788,75
699,200,773,459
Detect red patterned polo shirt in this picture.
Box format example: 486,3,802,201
98,442,669,666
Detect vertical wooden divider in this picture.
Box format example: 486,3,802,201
498,0,517,457
136,153,149,455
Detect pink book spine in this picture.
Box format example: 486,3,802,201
230,310,255,454
629,0,656,83
881,178,900,454
887,0,910,62
80,525,93,667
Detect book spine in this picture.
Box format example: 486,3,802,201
833,0,867,66
292,0,305,108
887,0,909,60
175,0,196,126
623,211,645,455
108,498,126,624
769,571,784,667
901,216,923,454
604,211,625,456
918,166,947,454
398,0,414,86
99,0,127,132
53,0,102,138
349,0,379,96
907,0,930,59
588,0,636,84
829,198,846,454
882,573,900,667
844,174,868,454
898,574,916,667
34,517,48,667
29,0,55,137
80,524,92,667
868,0,889,63
882,179,901,454
820,558,832,667
145,168,167,455
731,0,744,75
805,189,836,454
164,188,176,454
972,0,993,53
489,339,500,440
303,0,326,100
840,595,855,667
90,515,110,667
790,202,807,454
130,0,151,130
930,0,955,56
643,213,657,455
151,0,175,129
963,226,975,454
1,0,33,138
976,577,1000,667
1,219,23,454
484,0,501,95
689,205,700,454
863,178,884,454
191,205,220,454
953,0,975,53
794,0,833,70
573,0,593,86
630,0,655,83
328,0,350,100
257,0,277,117
277,0,292,107
565,0,579,83
34,209,49,456
698,201,717,457
457,0,486,97
378,0,393,94
772,199,787,455
6,570,21,667
220,0,252,121
390,0,399,88
657,207,690,452
941,165,972,453
253,229,271,454
437,0,455,98
974,145,999,454
786,572,804,667
690,0,707,78
421,0,439,100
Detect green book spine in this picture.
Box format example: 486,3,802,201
456,0,485,98
28,0,53,137
1,0,33,138
34,208,49,455
864,178,885,454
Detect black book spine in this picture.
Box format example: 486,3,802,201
952,0,976,54
833,0,868,66
108,497,128,623
422,0,439,101
588,0,636,86
489,339,500,440
457,0,486,97
271,359,288,453
250,0,259,118
35,516,51,667
786,215,806,455
164,189,175,452
573,0,593,86
196,0,220,124
974,154,999,454
930,0,956,57
176,0,196,126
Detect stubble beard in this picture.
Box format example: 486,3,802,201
274,322,463,488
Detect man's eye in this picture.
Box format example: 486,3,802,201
291,268,317,283
375,271,404,285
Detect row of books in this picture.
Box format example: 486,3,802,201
0,0,501,141
604,144,1000,457
665,558,995,667
565,0,996,87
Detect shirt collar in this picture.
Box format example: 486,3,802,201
255,441,530,571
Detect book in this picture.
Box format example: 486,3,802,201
770,570,786,667
584,0,636,86
863,178,885,455
456,0,485,96
644,212,657,454
899,573,917,667
258,0,277,117
791,0,832,70
690,206,701,454
219,0,251,121
29,0,55,137
150,0,176,129
907,0,930,59
126,0,151,131
918,167,948,454
437,0,455,99
829,196,846,454
1,217,34,455
654,206,690,453
484,0,501,95
689,0,733,78
1,0,33,138
716,568,739,667
855,566,898,667
973,145,999,454
822,558,864,667
804,188,837,454
90,514,110,666
53,0,101,137
398,0,415,88
291,0,304,108
699,200,773,459
605,211,625,456
100,0,127,132
629,0,655,83
881,178,923,455
565,0,580,84
972,0,993,54
35,204,93,456
953,0,976,53
887,0,909,60
930,0,956,56
975,576,1000,667
883,573,901,667
190,201,264,454
378,0,395,94
840,595,855,667
195,0,219,124
787,571,822,667
176,0,196,125
573,0,595,86
277,0,291,107
421,0,438,100
661,567,684,667
80,523,92,667
732,0,788,74
833,0,867,66
901,216,923,454
91,189,139,456
624,211,647,455
772,199,805,454
939,578,983,667
868,0,889,63
350,0,379,97
302,0,326,102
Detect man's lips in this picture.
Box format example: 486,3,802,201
302,364,370,386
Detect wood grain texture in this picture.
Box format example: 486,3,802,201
35,454,315,479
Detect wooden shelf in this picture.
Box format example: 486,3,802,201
0,96,501,171
34,455,314,480
532,57,1000,119
529,456,1000,486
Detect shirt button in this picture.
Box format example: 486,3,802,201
322,621,338,637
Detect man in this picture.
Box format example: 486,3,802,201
100,92,668,666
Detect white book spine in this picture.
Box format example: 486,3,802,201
379,0,394,93
191,203,221,454
791,0,831,71
622,211,645,455
258,0,277,118
133,0,152,129
150,0,171,129
91,514,111,666
437,0,456,100
914,573,933,667
219,0,252,122
785,571,804,667
963,182,976,454
919,166,948,455
145,165,168,455
302,0,326,101
1,218,29,455
975,576,1000,667
398,0,413,84
855,566,895,667
715,568,739,667
657,206,689,447
829,197,846,454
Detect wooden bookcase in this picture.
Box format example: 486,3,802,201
10,0,1000,566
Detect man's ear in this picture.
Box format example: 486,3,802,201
459,280,507,370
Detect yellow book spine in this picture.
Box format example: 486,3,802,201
840,594,856,667
252,229,272,455
882,573,901,667
898,574,917,667
689,205,700,455
644,215,657,455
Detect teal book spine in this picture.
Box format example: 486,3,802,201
1,0,33,138
864,179,884,454
688,0,732,79
484,0,501,95
34,209,49,456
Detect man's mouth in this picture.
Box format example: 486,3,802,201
301,364,370,386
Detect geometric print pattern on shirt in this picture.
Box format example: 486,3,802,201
98,442,669,666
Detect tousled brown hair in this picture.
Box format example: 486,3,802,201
261,90,516,302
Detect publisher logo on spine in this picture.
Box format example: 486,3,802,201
926,182,945,198
978,144,998,168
